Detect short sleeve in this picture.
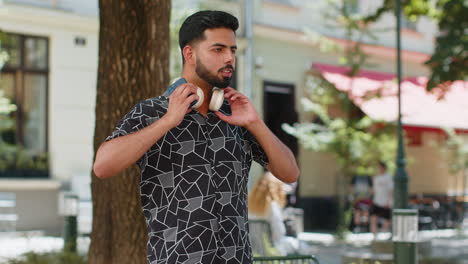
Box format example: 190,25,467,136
268,202,286,244
243,129,269,167
387,174,394,190
105,99,161,167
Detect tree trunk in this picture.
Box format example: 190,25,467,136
89,1,171,263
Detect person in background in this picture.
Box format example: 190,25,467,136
349,174,373,232
369,162,394,239
248,172,300,255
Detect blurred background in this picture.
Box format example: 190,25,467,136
0,0,467,263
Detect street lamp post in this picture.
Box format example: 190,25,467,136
394,0,408,213
393,1,417,263
60,193,79,253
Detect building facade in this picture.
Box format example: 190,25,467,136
0,0,98,234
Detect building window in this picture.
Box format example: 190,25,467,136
401,14,417,31
0,33,49,155
344,0,360,16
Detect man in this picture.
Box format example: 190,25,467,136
93,10,299,264
369,162,393,239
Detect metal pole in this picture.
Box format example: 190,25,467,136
243,0,254,99
64,215,77,253
394,0,408,211
61,193,78,253
393,1,417,263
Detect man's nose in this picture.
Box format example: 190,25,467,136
224,50,235,64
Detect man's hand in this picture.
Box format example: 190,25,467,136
214,87,260,128
215,87,299,183
164,83,199,127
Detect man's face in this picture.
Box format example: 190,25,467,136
194,28,237,88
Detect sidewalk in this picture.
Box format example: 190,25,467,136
298,229,468,264
0,229,467,263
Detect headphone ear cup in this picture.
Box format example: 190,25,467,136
191,87,204,109
209,88,224,111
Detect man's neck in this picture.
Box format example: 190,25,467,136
180,72,212,116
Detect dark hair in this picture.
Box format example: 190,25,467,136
378,161,387,170
179,10,239,63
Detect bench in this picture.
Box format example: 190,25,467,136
0,192,18,232
249,219,320,263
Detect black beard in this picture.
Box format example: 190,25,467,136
195,58,234,88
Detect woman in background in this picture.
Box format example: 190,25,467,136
248,172,300,255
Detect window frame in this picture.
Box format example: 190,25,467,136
1,32,49,153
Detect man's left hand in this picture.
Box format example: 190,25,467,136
215,87,260,128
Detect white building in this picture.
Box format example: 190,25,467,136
0,0,98,234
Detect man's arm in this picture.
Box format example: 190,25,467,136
93,83,199,179
215,88,299,183
246,120,299,183
94,117,173,179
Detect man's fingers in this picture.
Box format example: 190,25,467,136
223,87,237,96
214,111,231,123
224,90,237,98
229,94,240,101
180,84,197,97
186,94,199,105
171,84,198,105
223,87,234,93
229,93,247,102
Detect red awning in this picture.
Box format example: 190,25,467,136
313,63,468,131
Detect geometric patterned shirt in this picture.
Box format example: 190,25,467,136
106,95,268,264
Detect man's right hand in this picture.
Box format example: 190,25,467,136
163,83,199,128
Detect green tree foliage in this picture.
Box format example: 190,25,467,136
363,0,467,90
425,0,467,90
439,128,468,175
292,0,398,177
286,0,398,236
283,76,397,178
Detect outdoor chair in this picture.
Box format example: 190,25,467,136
249,219,274,256
249,219,320,264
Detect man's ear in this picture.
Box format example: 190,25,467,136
182,45,196,65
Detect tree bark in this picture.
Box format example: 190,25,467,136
89,1,171,263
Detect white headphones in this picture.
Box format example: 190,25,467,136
169,78,224,112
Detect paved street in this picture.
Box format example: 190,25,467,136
299,229,468,264
0,228,467,263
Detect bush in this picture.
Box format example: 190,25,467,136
5,251,86,264
419,257,459,264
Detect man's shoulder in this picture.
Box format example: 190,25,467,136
139,96,168,107
135,96,169,113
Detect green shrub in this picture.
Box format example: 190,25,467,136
5,251,86,264
419,257,459,264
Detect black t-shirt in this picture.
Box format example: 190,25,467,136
106,96,268,264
